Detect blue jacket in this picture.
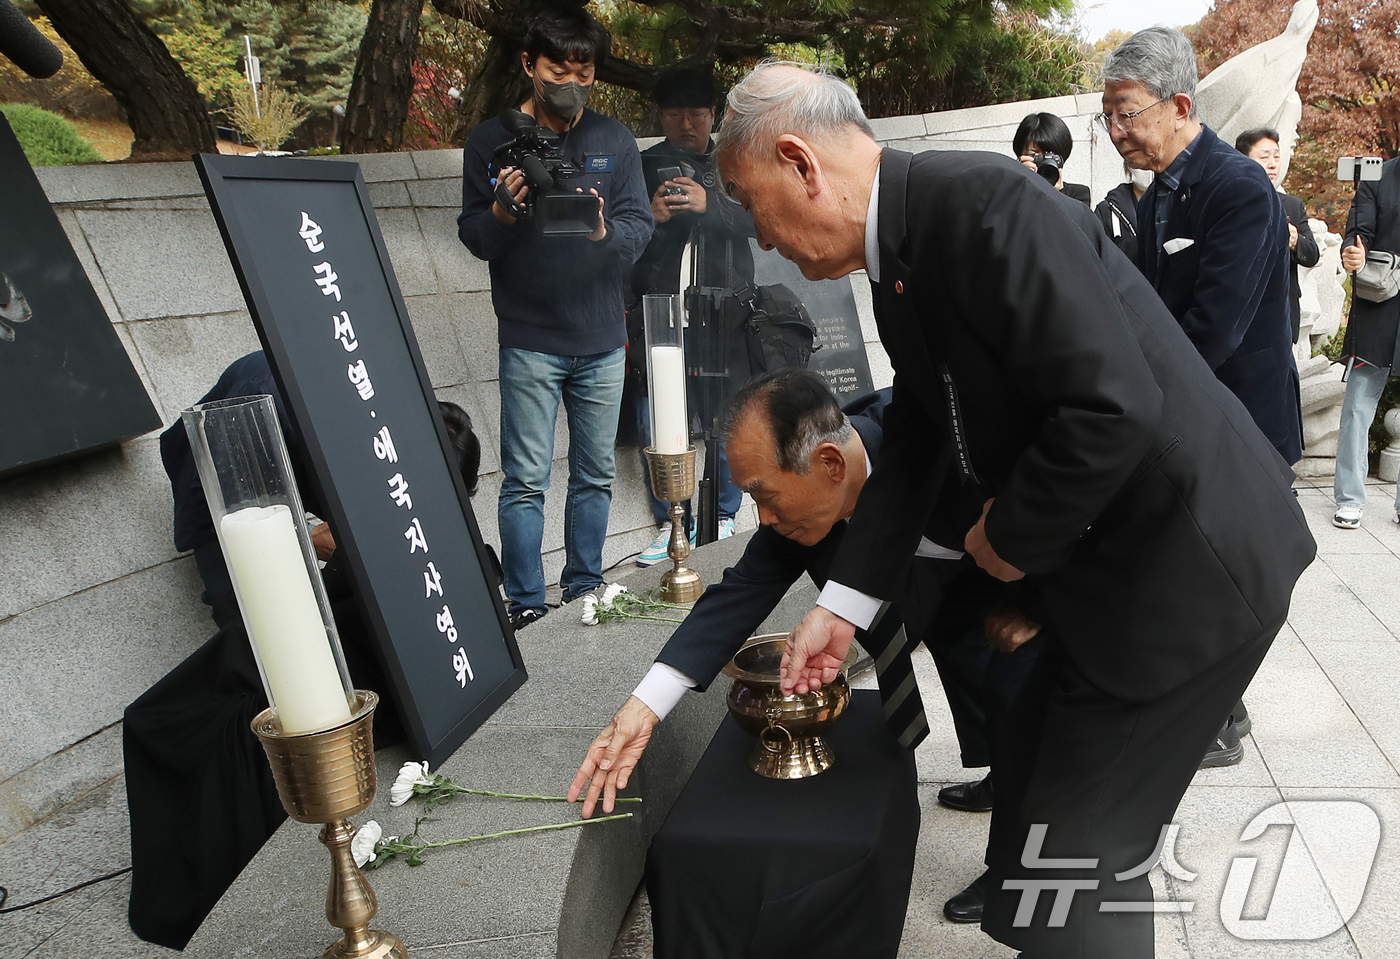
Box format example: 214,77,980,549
458,109,653,356
1136,125,1302,464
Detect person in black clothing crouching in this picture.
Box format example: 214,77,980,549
127,350,484,949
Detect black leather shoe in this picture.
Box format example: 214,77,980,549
1232,699,1251,738
938,774,993,812
943,872,988,923
1199,717,1244,768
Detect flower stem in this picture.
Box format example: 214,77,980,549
446,784,640,803
415,813,633,850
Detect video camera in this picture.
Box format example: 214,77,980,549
1032,151,1064,186
490,108,598,236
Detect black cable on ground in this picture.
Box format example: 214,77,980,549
0,866,132,914
604,551,643,573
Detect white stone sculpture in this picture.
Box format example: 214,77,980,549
1195,0,1318,184
1381,408,1400,483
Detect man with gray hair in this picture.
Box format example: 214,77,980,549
1102,27,1300,467
570,370,1043,942
1103,27,1299,766
719,61,1314,956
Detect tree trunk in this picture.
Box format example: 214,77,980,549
33,0,214,159
458,30,530,137
340,0,424,154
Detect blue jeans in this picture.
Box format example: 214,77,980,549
634,393,741,527
498,347,625,613
1334,362,1400,511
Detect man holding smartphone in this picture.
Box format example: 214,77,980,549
629,67,755,563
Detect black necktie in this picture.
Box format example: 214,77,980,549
861,600,928,750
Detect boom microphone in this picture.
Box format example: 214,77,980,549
0,0,63,79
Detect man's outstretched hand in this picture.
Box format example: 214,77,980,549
568,695,657,818
781,606,857,695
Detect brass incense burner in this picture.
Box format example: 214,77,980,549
252,690,407,959
643,446,704,604
722,635,857,779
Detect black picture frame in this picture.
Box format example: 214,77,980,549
195,153,525,767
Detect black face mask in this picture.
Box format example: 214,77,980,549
535,76,590,122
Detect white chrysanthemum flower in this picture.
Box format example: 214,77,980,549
389,760,433,806
602,583,627,606
351,820,382,868
581,594,600,625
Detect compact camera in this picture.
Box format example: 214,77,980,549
490,109,598,235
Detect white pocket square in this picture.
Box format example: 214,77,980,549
1163,237,1196,254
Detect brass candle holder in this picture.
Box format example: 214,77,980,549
644,445,704,604
252,690,407,959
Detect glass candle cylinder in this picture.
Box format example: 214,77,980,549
183,395,354,734
645,293,688,455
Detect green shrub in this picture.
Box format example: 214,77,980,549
0,102,103,165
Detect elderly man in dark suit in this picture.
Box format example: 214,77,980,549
715,61,1315,958
570,370,1042,918
1103,27,1302,467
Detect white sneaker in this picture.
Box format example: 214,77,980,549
718,516,736,539
637,524,673,566
1333,505,1363,529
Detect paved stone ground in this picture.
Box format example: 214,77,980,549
4,478,1398,958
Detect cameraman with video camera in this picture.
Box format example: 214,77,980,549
458,6,652,630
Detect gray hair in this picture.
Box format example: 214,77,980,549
1102,26,1199,118
722,368,852,474
714,59,874,163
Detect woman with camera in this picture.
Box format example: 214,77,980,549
1013,112,1091,204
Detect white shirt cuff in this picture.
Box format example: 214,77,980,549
631,662,696,721
817,580,882,631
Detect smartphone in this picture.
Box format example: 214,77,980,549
1337,156,1384,182
658,165,685,197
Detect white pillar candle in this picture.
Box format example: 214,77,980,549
220,504,352,733
650,344,688,454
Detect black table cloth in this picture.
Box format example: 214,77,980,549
647,689,919,959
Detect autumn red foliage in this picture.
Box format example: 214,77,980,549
1191,0,1400,229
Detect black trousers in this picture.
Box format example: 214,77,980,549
981,618,1282,958
904,559,1044,769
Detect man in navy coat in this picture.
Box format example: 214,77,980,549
1103,26,1302,466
